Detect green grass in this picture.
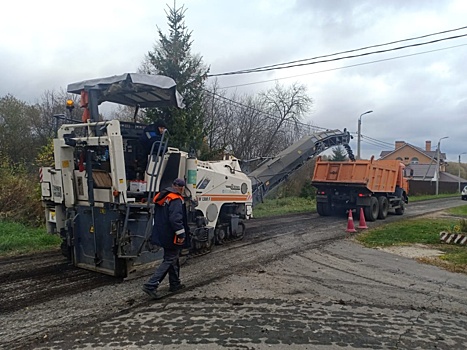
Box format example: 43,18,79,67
355,219,450,247
440,246,467,265
253,197,315,218
446,205,467,217
0,220,61,256
409,193,459,202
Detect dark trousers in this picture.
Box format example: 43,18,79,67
144,248,181,290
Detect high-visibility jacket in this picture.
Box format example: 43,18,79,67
151,187,187,249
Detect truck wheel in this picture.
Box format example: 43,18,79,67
377,196,389,220
317,203,331,216
395,201,405,215
364,197,378,222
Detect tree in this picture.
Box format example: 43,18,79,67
0,90,78,172
33,89,79,142
141,3,209,153
258,82,313,156
200,80,232,159
31,89,80,171
330,145,348,161
0,152,44,225
202,81,314,163
0,94,40,167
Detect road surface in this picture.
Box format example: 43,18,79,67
1,197,466,349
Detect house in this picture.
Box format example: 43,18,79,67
379,140,465,194
379,141,446,175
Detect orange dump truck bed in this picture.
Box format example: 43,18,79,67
312,157,407,193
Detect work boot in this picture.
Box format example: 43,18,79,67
142,285,159,299
169,284,186,293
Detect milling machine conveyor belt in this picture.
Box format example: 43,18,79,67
248,129,352,206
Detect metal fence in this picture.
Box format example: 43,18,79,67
408,180,466,195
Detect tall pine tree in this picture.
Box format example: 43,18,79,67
330,145,348,161
142,3,209,153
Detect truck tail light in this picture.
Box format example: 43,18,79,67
317,190,326,195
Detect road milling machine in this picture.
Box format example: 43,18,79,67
40,73,253,277
40,73,354,278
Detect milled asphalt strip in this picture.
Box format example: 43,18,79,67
1,222,337,348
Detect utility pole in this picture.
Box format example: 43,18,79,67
435,136,448,195
357,110,373,160
459,152,466,193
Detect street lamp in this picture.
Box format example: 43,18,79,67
357,110,373,160
459,152,466,193
435,136,449,195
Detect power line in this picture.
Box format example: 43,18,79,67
211,25,467,75
349,131,397,148
209,27,467,77
360,139,388,152
217,43,467,89
202,25,458,153
361,134,394,147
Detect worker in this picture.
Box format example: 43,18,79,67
137,119,168,179
142,178,188,298
139,119,168,155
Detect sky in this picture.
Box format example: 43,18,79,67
1,0,467,162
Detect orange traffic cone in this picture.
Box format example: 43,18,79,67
346,210,356,233
357,208,368,229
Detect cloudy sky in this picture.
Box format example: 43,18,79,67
2,0,467,162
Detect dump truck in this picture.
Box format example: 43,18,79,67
311,156,409,221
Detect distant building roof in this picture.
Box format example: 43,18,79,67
379,142,446,161
404,164,436,179
405,164,466,183
440,171,464,183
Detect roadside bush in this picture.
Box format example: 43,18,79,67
445,218,467,234
0,153,43,227
36,138,55,167
299,179,316,199
269,160,316,199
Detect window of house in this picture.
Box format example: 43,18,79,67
411,157,419,164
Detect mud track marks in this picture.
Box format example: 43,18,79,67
0,250,115,313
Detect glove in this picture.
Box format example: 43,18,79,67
174,232,186,245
